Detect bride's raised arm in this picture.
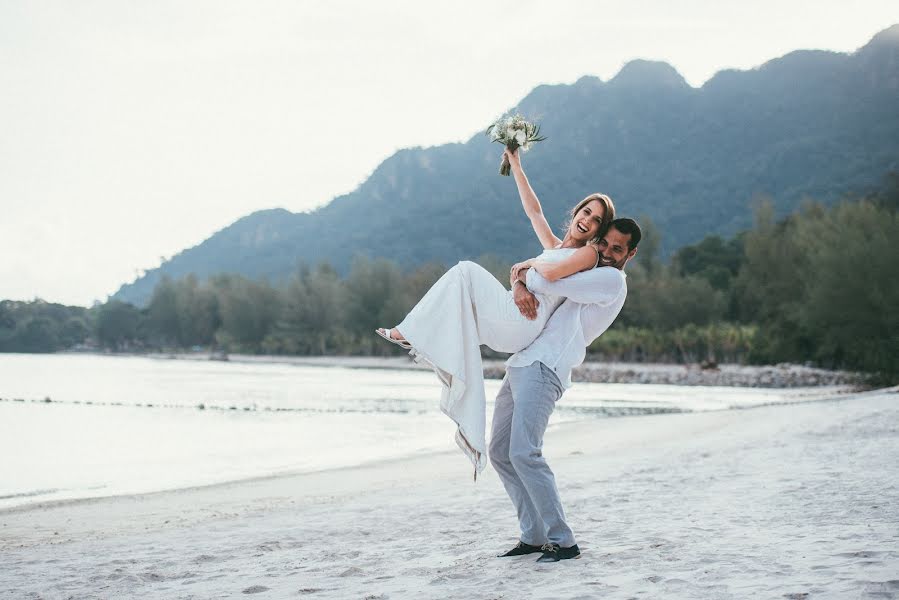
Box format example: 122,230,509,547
505,148,562,250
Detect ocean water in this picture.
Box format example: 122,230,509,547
0,353,841,510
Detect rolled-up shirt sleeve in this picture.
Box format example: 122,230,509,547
526,267,625,305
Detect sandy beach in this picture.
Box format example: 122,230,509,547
2,387,897,599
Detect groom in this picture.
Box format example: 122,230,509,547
488,217,641,563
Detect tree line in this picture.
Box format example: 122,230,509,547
2,177,896,381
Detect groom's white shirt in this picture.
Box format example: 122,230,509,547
506,266,627,388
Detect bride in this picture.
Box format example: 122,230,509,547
376,148,615,475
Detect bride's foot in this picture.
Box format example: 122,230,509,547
376,327,406,342
375,328,412,350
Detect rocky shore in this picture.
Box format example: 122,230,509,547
484,361,868,388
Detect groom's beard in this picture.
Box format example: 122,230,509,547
597,253,625,269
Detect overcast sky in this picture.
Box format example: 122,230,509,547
2,1,897,306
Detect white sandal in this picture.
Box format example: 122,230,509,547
375,328,413,350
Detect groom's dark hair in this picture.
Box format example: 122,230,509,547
609,218,642,250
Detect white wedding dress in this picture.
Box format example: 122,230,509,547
395,248,577,477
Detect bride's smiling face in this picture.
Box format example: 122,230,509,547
567,199,606,243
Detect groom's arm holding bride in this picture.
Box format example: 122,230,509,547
509,244,617,320
523,265,625,304
511,260,626,319
507,245,602,320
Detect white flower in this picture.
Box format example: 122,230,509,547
486,113,544,163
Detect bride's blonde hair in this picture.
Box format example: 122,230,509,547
566,193,616,243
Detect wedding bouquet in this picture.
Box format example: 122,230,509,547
486,114,546,176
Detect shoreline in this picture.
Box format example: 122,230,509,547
4,353,873,518
0,446,456,517
2,386,892,517
2,387,896,599
64,350,869,388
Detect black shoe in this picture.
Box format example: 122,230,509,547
497,541,544,557
536,543,581,562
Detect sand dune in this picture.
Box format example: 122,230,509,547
2,388,897,599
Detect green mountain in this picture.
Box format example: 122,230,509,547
114,25,899,307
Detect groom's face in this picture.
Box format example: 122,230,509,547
596,227,637,270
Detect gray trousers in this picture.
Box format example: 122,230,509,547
488,362,576,547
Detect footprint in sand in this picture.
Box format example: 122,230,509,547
835,550,883,559
862,580,899,595
256,541,282,552
194,554,217,563
242,585,270,594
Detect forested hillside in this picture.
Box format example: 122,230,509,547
112,26,899,307
7,176,895,380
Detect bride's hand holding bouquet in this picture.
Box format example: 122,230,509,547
486,114,546,176
504,147,522,175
